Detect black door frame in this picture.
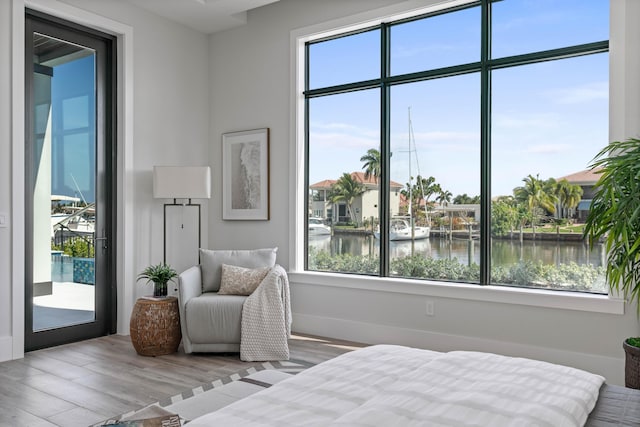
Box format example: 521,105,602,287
24,10,117,351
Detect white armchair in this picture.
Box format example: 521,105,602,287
177,247,279,354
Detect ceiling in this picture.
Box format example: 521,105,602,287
124,0,281,34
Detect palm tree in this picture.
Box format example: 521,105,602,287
513,174,557,232
436,189,452,206
329,173,366,224
555,179,583,219
360,148,382,182
401,175,440,224
400,178,421,219
435,188,453,230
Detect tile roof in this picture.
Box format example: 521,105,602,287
310,172,403,189
557,167,603,184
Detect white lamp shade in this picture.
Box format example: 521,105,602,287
153,166,211,199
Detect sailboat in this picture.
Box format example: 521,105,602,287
375,107,430,241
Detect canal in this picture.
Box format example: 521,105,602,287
308,234,605,268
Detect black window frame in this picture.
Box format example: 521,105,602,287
303,0,609,285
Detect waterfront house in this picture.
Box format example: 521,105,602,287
557,167,603,222
310,172,403,225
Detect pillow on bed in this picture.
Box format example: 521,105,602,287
200,247,277,292
218,264,271,295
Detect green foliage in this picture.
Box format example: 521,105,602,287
401,175,441,221
308,250,604,292
391,256,479,281
584,138,640,312
52,238,94,258
555,179,583,219
491,199,518,236
627,337,640,348
137,263,178,285
360,148,383,182
513,174,558,228
492,261,605,292
308,247,379,274
453,193,480,204
328,173,366,224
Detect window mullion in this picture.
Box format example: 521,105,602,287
480,0,491,285
380,23,391,277
303,43,311,271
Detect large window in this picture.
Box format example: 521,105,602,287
305,0,608,293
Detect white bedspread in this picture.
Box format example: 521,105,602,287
188,345,605,426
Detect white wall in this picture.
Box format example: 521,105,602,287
1,0,210,359
209,0,640,386
0,0,14,361
208,0,407,254
52,0,211,271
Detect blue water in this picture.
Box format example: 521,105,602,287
51,255,74,282
309,234,605,268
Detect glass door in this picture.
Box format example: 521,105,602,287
25,11,115,350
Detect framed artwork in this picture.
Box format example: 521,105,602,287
222,128,270,220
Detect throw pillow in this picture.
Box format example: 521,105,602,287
200,247,277,292
218,264,271,296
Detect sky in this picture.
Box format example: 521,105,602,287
50,53,96,203
307,0,609,198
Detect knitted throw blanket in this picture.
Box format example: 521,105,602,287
240,265,291,361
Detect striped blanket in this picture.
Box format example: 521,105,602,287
188,344,604,426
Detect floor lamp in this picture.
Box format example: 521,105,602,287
153,166,211,269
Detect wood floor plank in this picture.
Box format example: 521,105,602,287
22,352,100,380
0,333,365,426
20,373,137,416
0,406,58,427
0,359,46,381
0,378,78,418
47,406,111,427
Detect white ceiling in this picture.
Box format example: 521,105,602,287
125,0,281,34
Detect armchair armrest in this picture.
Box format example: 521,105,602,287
178,265,203,306
177,265,203,354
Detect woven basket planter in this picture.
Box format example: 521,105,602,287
623,340,640,389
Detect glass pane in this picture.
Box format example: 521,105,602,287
491,53,608,293
390,6,480,76
389,74,480,282
33,33,97,331
492,0,609,59
307,89,380,274
308,29,380,90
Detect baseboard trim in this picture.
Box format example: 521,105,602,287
292,312,625,386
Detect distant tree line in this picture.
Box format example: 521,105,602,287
317,149,583,232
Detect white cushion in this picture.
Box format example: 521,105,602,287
200,248,277,292
218,264,270,296
185,293,246,343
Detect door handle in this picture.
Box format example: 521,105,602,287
95,236,108,250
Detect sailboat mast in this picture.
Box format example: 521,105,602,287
408,107,412,225
408,108,415,239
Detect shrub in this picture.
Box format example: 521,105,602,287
308,250,605,292
52,238,94,258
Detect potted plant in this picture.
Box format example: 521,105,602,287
137,263,178,298
584,137,640,389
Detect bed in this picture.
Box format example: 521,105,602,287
187,344,640,426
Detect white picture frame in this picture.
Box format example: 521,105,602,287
222,128,270,220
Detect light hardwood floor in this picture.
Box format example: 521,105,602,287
0,333,366,427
